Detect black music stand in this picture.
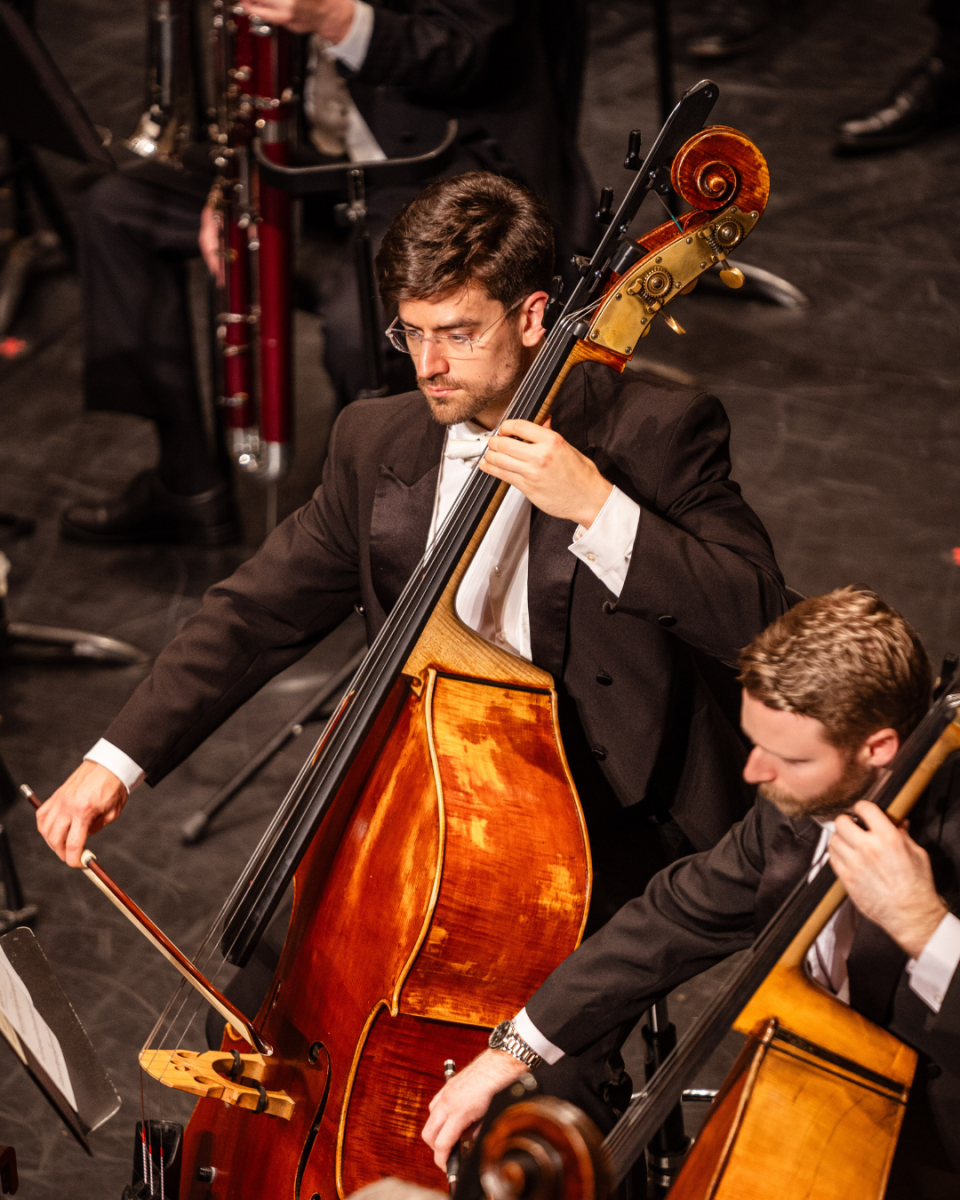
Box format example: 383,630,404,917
0,0,114,347
648,0,806,310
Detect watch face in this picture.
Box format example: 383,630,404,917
490,1020,512,1048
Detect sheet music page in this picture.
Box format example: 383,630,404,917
0,944,77,1111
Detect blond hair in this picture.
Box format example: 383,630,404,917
739,588,931,749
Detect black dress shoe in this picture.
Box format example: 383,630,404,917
61,470,241,546
834,56,960,154
686,0,776,61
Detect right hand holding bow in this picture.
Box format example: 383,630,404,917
36,761,128,867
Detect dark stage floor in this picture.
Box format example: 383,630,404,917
1,0,959,1195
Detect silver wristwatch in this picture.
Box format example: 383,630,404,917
488,1019,543,1070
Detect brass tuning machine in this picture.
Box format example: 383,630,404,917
698,218,746,289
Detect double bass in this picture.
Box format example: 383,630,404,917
111,82,769,1198
478,686,960,1200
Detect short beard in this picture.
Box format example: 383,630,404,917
417,325,529,427
417,371,515,427
759,755,878,821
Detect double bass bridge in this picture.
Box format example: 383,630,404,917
139,1047,295,1120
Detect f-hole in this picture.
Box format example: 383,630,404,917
295,1041,332,1199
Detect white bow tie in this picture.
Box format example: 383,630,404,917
445,433,492,461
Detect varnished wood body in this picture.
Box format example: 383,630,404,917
671,1019,910,1200
179,650,590,1198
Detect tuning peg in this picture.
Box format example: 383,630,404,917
542,274,564,331
595,187,614,225
664,314,686,335
719,265,745,289
624,129,642,172
680,279,698,295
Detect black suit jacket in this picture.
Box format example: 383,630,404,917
105,361,788,850
344,0,596,253
525,757,960,1171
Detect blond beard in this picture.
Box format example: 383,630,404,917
759,756,877,821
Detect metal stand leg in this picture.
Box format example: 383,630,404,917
0,137,76,344
0,824,38,934
641,1000,690,1197
0,1144,18,1196
336,168,389,402
181,645,366,845
652,0,676,129
1,621,149,666
0,752,18,811
0,551,148,666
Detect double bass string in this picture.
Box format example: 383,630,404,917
148,84,702,1047
210,305,597,951
141,304,599,1061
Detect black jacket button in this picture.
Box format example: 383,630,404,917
592,745,607,760
927,1061,943,1080
602,600,617,615
657,614,677,628
596,670,613,686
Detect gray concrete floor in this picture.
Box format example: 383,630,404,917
0,0,959,1195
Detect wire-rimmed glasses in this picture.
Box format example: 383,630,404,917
385,300,523,360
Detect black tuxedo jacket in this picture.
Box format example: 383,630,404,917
525,757,960,1172
343,0,596,253
106,361,788,850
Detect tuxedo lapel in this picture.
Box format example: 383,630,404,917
848,920,907,1026
528,506,578,678
368,409,445,616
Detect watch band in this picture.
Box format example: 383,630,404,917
488,1019,543,1070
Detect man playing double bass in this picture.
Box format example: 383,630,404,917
425,588,960,1199
38,171,787,1039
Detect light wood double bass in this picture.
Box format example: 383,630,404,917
479,687,960,1200
130,81,771,1199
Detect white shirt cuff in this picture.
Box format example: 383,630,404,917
906,911,960,1014
84,739,145,795
514,1008,565,1065
324,0,374,70
568,487,641,599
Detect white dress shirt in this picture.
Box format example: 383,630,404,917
303,1,386,163
434,421,640,661
514,817,960,1066
86,420,641,795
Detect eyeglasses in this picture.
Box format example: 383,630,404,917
385,301,523,360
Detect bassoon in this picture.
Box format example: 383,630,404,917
127,0,295,485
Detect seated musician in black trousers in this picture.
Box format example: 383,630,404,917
38,170,788,1016
63,0,596,547
425,588,960,1199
